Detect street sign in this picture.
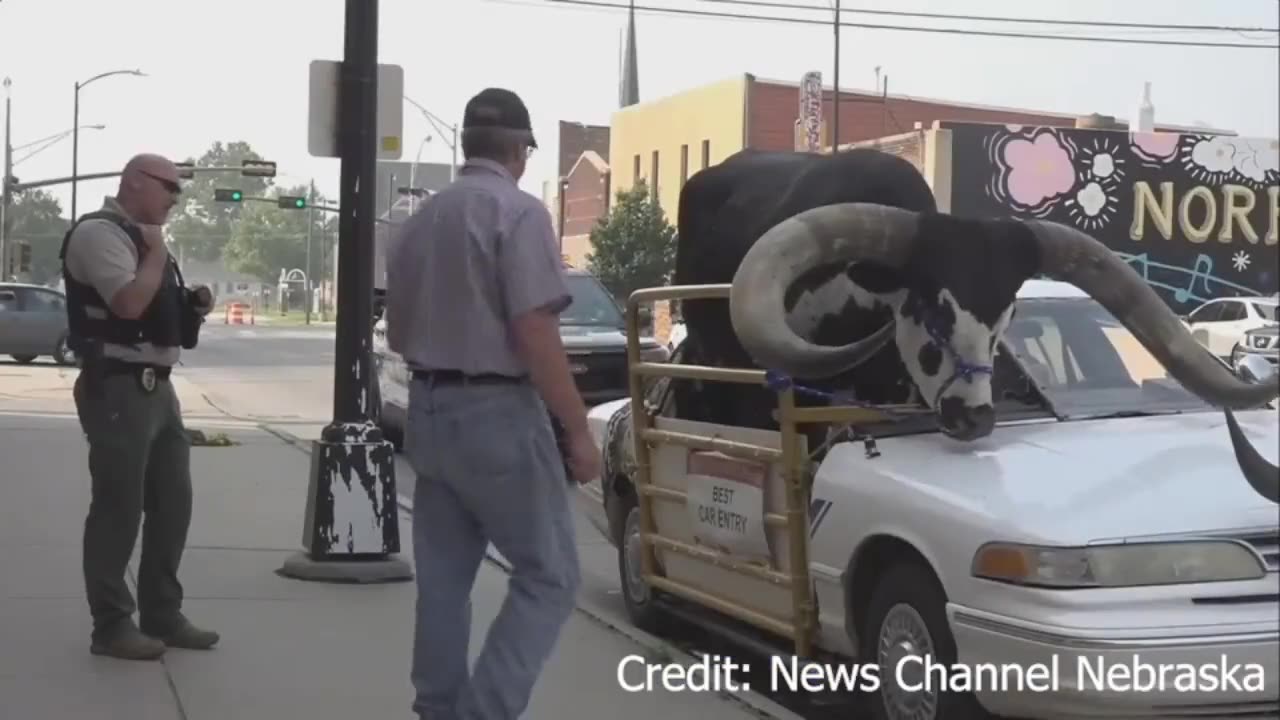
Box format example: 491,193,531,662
307,60,404,161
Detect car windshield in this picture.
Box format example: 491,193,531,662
1000,296,1211,419
562,274,625,327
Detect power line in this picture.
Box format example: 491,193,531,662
688,0,1279,34
542,0,1280,48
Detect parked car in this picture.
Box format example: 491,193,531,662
0,283,77,365
583,279,1279,720
1234,324,1279,371
1182,295,1278,360
371,267,671,448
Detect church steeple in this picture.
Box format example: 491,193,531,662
619,0,639,107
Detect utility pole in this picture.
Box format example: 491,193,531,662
831,0,841,154
1,77,12,279
279,0,409,583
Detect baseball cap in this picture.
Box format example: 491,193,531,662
462,88,538,148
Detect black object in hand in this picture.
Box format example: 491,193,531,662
549,413,573,483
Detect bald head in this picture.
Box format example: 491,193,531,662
117,153,182,225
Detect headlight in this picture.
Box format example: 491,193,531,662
640,345,670,363
972,540,1267,588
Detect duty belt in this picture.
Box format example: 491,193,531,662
93,358,173,393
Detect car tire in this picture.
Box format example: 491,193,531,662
861,561,989,720
616,496,667,633
53,334,78,366
1230,343,1244,369
10,354,36,364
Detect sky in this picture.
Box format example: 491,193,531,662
2,0,1277,217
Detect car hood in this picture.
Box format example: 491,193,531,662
829,409,1280,544
1246,324,1278,338
561,325,658,351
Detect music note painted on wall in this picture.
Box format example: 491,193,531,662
1125,253,1151,280
1174,254,1215,303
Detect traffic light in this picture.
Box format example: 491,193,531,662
17,242,31,274
214,188,243,202
277,195,307,210
175,161,196,180
240,160,277,178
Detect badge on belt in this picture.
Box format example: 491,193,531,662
139,367,157,393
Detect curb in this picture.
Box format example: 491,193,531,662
260,423,798,720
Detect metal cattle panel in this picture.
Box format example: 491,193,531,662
625,283,818,657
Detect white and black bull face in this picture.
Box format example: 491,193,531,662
894,288,1016,440
782,263,1019,440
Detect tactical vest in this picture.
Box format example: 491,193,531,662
58,211,189,354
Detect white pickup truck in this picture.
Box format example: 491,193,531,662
580,279,1279,720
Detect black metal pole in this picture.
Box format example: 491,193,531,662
330,0,378,427
71,84,80,221
831,0,840,154
280,0,408,581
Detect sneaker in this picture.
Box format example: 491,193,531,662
90,624,167,660
151,619,220,650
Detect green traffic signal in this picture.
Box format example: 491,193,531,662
214,188,243,202
277,195,307,210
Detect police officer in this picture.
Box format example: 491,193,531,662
385,88,603,719
60,153,218,660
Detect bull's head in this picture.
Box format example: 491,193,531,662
728,204,1280,444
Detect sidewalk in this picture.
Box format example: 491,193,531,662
0,365,790,720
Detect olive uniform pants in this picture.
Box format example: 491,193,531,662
73,369,192,641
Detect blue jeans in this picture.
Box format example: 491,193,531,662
405,378,581,720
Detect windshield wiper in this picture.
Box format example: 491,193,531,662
1088,409,1182,419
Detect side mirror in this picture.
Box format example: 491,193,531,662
636,305,653,328
1236,354,1277,385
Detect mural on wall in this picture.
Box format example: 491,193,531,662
944,121,1279,309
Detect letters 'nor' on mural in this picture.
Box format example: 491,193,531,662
945,122,1279,310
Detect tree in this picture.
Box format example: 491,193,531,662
5,190,69,284
586,180,677,299
221,184,335,284
168,140,274,263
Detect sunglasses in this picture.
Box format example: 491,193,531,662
141,170,182,195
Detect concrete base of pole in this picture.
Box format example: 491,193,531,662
278,431,411,584
277,551,412,583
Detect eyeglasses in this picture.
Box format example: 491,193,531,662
525,145,536,159
141,170,182,196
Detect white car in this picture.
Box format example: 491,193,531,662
582,279,1279,720
1183,295,1279,360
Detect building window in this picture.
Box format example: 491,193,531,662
700,139,710,169
680,144,689,186
650,150,659,200
633,154,641,183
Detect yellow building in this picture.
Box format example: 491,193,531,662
608,75,750,224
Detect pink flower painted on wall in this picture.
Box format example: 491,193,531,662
1002,133,1075,208
1131,132,1180,163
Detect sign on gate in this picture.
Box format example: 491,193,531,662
685,451,770,560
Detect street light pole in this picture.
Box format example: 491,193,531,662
71,68,144,221
1,77,12,278
305,179,315,326
404,95,458,181
831,0,841,154
280,0,409,583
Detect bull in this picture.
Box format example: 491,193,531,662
659,146,1277,500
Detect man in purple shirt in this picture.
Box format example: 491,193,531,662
386,88,602,720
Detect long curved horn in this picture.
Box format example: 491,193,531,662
1224,409,1279,504
729,203,919,378
1024,220,1279,408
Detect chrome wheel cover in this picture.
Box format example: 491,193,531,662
622,510,651,605
878,603,938,720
